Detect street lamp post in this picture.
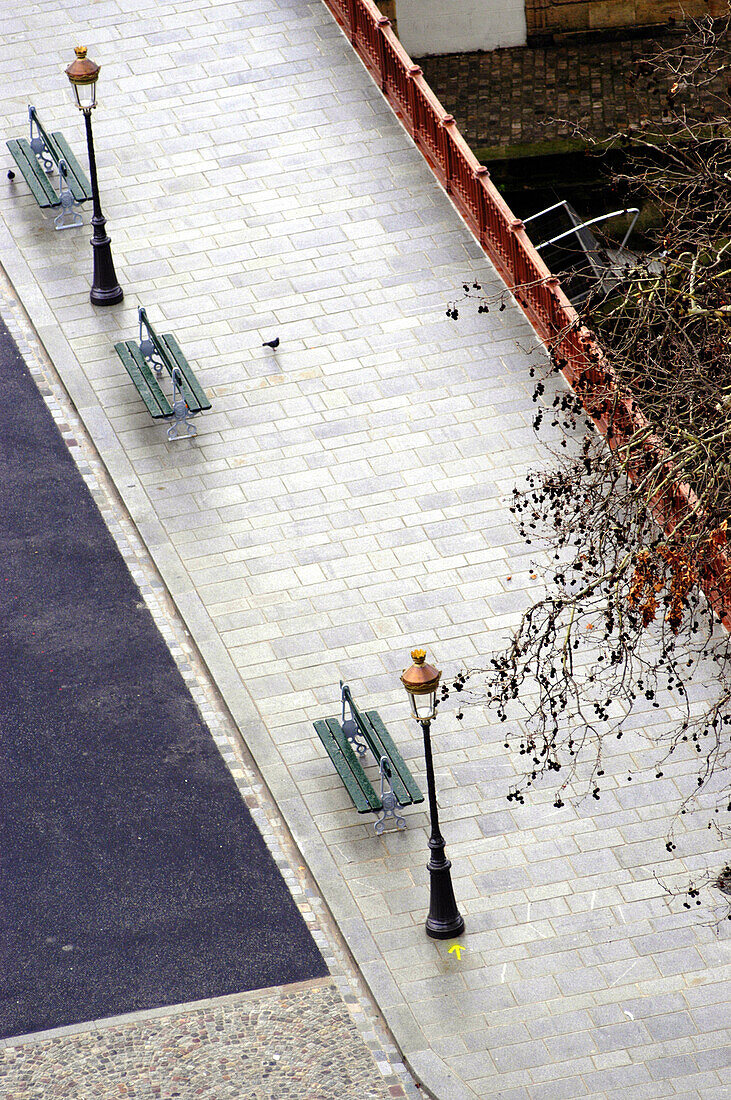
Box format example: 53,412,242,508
401,649,465,940
65,46,123,306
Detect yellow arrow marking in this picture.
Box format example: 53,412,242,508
448,944,464,960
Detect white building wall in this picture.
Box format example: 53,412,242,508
396,0,527,56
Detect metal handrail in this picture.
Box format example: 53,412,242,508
523,199,571,223
531,207,641,256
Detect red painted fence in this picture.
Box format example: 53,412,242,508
324,0,575,345
321,0,731,626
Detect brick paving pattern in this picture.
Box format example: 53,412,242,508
0,0,728,1097
416,30,725,155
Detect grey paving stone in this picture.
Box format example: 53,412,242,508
529,1077,590,1100
692,1045,731,1072
526,1009,594,1040
593,1019,654,1054
644,1011,699,1043
581,1061,652,1093
491,1039,551,1073
554,967,608,997
669,1070,728,1096
476,810,519,838
645,1052,702,1080
654,947,708,978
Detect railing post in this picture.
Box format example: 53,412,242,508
346,0,358,44
578,329,599,387
543,274,561,335
473,165,489,245
407,65,422,142
440,114,456,193
377,17,390,92
509,218,525,288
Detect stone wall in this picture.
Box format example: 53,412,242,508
396,0,527,55
526,0,728,40
392,0,726,56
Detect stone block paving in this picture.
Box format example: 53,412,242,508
416,28,730,155
0,0,728,1098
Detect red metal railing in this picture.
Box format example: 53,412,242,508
324,0,563,321
321,0,731,625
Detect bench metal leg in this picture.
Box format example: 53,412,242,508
53,160,83,230
135,310,197,441
166,367,197,440
167,405,197,440
374,756,406,835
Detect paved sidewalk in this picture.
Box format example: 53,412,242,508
1,0,728,1098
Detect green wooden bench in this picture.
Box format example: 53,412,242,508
313,682,424,833
6,105,91,229
114,307,212,440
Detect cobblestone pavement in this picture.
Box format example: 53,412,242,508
0,981,400,1100
416,29,725,157
1,0,729,1098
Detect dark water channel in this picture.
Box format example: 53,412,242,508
490,148,652,244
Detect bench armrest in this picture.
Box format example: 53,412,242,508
339,683,424,807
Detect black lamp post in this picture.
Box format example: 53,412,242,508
65,46,123,306
401,649,465,940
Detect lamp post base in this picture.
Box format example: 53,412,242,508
90,228,123,306
426,913,466,940
425,847,465,940
91,286,124,308
90,284,124,306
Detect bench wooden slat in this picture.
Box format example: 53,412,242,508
364,710,424,805
115,310,211,432
354,710,413,807
156,335,201,411
114,341,174,419
313,718,382,813
48,132,92,201
6,139,59,207
325,717,384,811
343,687,424,808
159,332,211,411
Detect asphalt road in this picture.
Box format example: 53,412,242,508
0,317,327,1039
